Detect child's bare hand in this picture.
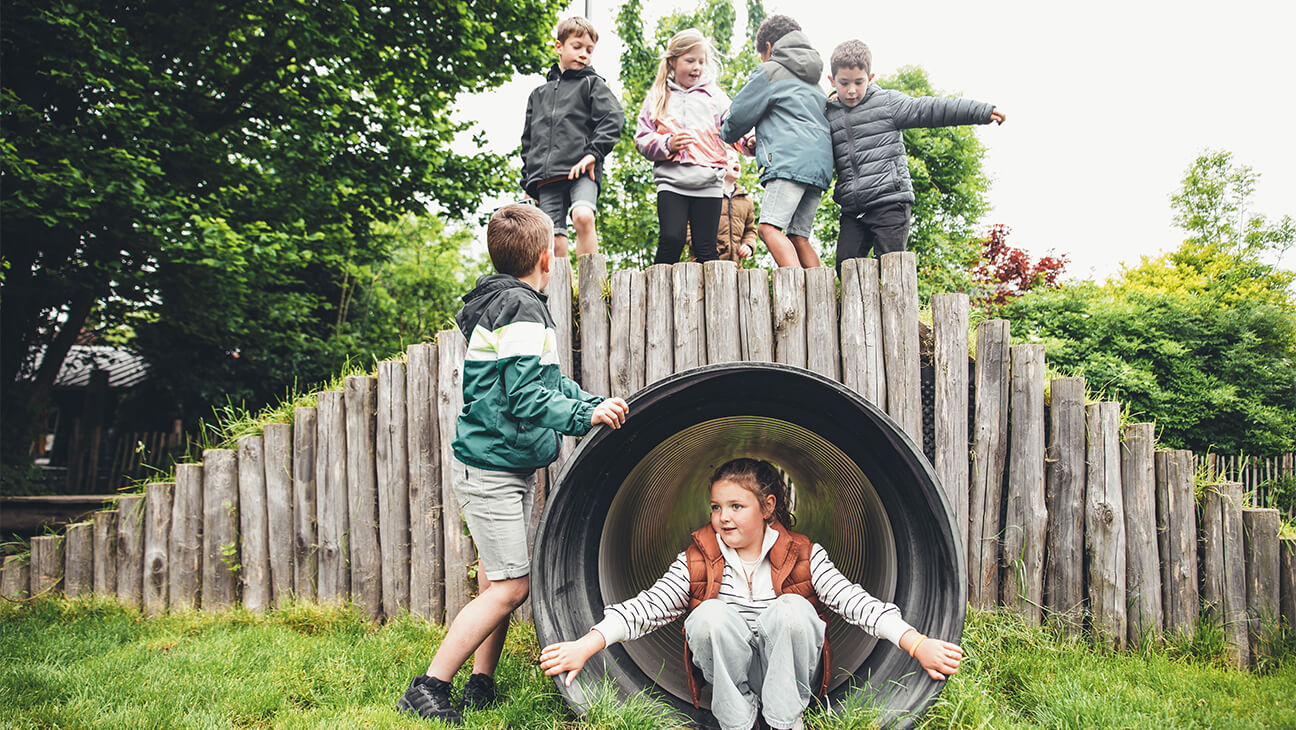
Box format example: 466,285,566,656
742,135,757,154
568,153,597,180
539,632,605,687
591,398,628,429
668,130,697,153
990,108,1006,125
914,637,962,680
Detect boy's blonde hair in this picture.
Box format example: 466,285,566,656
556,16,598,43
830,40,872,77
487,204,552,277
645,28,717,123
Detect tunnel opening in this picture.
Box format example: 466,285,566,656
533,363,964,728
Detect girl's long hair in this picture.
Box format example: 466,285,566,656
645,28,720,123
710,458,795,528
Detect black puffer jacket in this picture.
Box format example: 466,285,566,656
520,64,624,198
826,84,993,213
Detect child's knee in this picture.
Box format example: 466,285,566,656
492,574,530,608
759,594,819,637
570,205,595,229
684,598,733,639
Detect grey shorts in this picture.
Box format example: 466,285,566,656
535,176,599,237
759,179,823,238
450,459,536,580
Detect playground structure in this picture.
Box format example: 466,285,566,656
4,252,1295,724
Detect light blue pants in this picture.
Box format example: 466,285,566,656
684,595,826,730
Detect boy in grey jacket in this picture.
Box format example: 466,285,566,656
521,17,624,258
721,15,832,269
826,40,1005,269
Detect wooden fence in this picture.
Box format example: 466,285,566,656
1196,452,1295,517
4,253,1294,667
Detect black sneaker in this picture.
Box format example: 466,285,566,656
460,672,497,711
397,675,463,725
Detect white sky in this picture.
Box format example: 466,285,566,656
458,0,1296,281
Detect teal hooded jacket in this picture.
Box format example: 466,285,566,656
450,274,601,472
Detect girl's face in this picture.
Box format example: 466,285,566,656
671,49,707,89
710,479,775,554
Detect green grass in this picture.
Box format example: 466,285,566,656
1,598,1292,729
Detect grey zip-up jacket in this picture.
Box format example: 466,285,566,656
521,64,624,198
826,84,994,213
720,31,833,190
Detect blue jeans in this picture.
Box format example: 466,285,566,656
685,596,825,730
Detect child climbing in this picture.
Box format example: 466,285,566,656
539,457,962,730
634,28,735,264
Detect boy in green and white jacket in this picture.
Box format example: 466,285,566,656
398,203,628,725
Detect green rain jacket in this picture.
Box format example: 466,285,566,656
450,274,601,472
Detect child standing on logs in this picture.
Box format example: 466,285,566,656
397,204,629,725
540,458,961,730
635,28,736,264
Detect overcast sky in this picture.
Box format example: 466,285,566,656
459,0,1295,280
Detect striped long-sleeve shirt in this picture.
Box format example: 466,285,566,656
591,525,913,646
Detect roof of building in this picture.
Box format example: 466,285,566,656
51,345,150,389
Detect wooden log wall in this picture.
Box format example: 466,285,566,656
16,250,1288,674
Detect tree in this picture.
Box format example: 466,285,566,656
0,1,565,483
972,224,1068,309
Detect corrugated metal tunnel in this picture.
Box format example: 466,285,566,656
533,363,964,728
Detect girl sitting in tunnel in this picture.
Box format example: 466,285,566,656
539,457,962,730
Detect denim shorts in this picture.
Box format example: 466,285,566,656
535,176,599,237
450,459,536,580
759,179,823,238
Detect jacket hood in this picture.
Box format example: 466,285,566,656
769,31,823,85
456,274,543,337
546,63,602,82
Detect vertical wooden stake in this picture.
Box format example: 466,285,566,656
345,375,382,620
1003,345,1046,623
201,449,239,609
1044,377,1086,633
170,464,203,610
116,494,144,608
237,435,270,612
1122,423,1162,644
264,423,294,606
969,319,1010,609
64,522,93,599
407,343,444,622
143,482,173,615
377,360,412,617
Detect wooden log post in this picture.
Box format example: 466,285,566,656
738,269,773,363
169,464,202,610
1155,449,1198,636
63,522,93,599
879,251,921,449
92,510,117,596
1280,537,1296,632
968,319,1010,609
546,257,577,464
1217,482,1250,666
406,343,444,622
292,407,318,602
142,483,172,614
1085,402,1126,648
1045,377,1086,632
932,293,969,565
610,270,647,397
237,435,270,612
645,264,675,383
1201,485,1226,622
1002,345,1046,623
377,360,412,617
673,262,706,373
201,449,238,609
805,267,840,380
116,494,144,608
437,328,475,621
30,535,63,597
345,375,382,620
263,423,294,606
1243,508,1281,666
703,260,741,365
2,555,29,599
579,254,611,395
839,258,886,406
771,267,807,369
1122,423,1162,644
315,391,348,603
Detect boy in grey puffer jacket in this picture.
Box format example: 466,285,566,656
721,15,832,269
826,40,1005,270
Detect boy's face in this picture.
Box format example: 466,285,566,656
829,66,874,107
555,33,595,71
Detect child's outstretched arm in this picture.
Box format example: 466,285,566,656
990,108,1006,124
540,629,608,687
900,629,963,680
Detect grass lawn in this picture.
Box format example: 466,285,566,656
1,596,1292,729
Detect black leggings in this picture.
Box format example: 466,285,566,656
654,191,721,264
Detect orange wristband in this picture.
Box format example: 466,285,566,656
907,634,928,658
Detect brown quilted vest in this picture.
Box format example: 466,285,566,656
682,521,833,707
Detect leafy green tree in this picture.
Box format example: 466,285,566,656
1,0,565,483
1000,151,1296,456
